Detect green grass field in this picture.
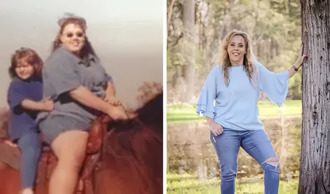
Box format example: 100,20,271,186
167,173,298,194
167,100,301,124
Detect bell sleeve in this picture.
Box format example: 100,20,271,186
196,66,219,119
256,62,289,106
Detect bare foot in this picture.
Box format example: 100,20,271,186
4,140,18,148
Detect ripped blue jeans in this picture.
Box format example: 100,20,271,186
211,129,280,194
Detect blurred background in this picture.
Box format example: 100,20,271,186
167,0,302,193
0,0,163,110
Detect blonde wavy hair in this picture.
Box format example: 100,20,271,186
219,30,256,86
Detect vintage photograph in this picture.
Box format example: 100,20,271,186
0,1,163,194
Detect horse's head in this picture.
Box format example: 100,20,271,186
134,92,163,135
97,92,163,194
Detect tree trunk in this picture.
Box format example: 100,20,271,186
288,0,292,17
167,0,177,25
182,0,196,102
299,1,330,194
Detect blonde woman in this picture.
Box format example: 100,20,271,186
197,30,306,194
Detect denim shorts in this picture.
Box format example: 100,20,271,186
39,115,91,144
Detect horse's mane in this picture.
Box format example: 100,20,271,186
135,92,163,134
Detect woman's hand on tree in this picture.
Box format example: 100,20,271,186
294,54,308,70
289,53,308,78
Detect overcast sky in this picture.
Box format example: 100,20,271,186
0,0,163,109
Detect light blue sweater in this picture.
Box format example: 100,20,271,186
196,63,289,131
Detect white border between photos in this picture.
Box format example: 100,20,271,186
163,0,168,193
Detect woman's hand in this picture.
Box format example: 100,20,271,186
289,54,308,78
104,81,122,106
207,118,224,136
70,86,128,120
105,104,128,120
293,54,308,70
104,95,121,106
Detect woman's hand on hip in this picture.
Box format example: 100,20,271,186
207,118,224,136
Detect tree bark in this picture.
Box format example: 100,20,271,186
182,0,196,102
299,0,330,193
167,0,177,25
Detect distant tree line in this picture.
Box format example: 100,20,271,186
167,0,302,102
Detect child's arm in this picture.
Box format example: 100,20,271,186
21,98,54,112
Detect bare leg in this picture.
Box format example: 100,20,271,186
49,130,88,194
21,188,34,194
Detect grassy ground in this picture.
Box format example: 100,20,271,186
167,173,298,194
167,100,301,124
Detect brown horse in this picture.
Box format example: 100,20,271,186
0,92,163,194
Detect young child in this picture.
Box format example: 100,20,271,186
7,48,54,194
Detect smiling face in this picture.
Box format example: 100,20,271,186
227,35,246,66
15,57,35,80
60,23,85,55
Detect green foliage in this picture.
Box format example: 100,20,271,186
168,0,302,103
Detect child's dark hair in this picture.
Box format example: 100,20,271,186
9,47,43,79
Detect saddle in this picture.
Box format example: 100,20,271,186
0,115,110,194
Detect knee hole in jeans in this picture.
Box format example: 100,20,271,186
264,157,279,167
